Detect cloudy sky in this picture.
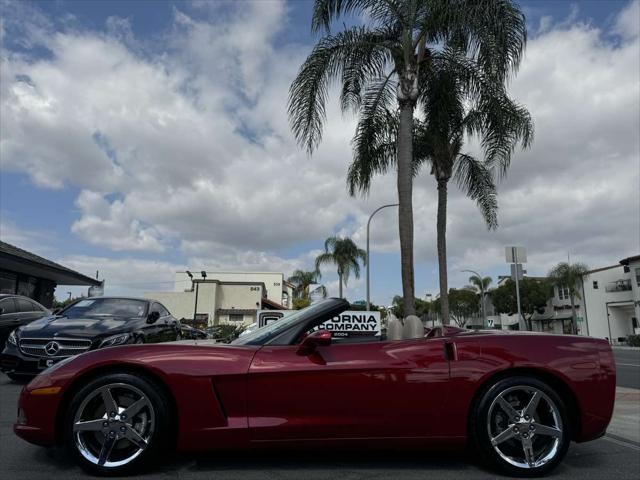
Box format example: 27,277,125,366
0,0,638,305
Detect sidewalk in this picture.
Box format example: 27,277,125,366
606,387,640,445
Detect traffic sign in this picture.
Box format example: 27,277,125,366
505,246,527,263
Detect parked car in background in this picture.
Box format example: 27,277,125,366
12,298,615,477
0,294,50,348
179,323,208,340
1,296,180,380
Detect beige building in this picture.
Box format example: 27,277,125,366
147,271,294,327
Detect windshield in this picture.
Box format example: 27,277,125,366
61,298,148,319
232,301,331,346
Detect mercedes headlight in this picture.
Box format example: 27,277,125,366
99,333,131,348
7,329,18,346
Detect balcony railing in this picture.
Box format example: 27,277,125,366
605,280,633,293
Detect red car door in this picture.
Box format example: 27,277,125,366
247,337,450,442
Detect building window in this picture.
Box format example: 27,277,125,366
593,281,598,289
557,286,569,300
17,276,37,298
229,314,244,322
636,268,640,287
0,271,17,294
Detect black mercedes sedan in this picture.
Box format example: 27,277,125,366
0,296,180,380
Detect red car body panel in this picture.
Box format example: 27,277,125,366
247,338,450,441
14,332,615,452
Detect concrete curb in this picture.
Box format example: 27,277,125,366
612,345,640,350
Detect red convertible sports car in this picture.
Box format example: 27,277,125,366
14,298,615,477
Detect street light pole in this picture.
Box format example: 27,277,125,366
462,269,486,327
366,203,399,311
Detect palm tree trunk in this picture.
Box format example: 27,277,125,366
338,272,343,299
397,100,416,316
570,293,577,334
437,178,450,325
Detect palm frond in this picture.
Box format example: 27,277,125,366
311,0,407,34
464,92,533,178
315,252,336,275
421,0,527,83
453,153,498,229
288,26,395,154
347,74,398,195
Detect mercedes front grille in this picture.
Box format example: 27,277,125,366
19,337,92,358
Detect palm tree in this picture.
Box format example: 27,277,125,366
315,236,367,299
288,270,327,299
468,275,492,293
347,44,532,323
548,262,589,334
468,274,492,324
288,0,527,316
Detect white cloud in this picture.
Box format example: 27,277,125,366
71,190,166,252
0,1,638,305
613,0,639,40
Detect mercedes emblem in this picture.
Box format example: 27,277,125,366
44,341,60,356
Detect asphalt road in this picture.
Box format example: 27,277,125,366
1,377,639,479
614,348,640,389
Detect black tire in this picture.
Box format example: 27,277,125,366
134,337,144,344
64,372,171,476
6,372,31,383
469,375,571,477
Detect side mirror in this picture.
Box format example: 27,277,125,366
147,311,160,324
297,329,332,356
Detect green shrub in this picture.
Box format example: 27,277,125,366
627,334,640,347
293,297,310,310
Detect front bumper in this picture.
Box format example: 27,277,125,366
14,374,64,447
1,342,54,377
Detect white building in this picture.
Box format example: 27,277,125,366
579,255,640,343
146,271,294,327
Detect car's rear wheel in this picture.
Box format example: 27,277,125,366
64,373,170,476
470,375,570,477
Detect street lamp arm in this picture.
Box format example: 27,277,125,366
367,203,401,230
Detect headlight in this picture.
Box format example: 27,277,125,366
99,333,131,348
7,329,18,346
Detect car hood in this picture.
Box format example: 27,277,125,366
18,315,135,338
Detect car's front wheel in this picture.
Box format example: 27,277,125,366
64,372,171,475
471,375,570,477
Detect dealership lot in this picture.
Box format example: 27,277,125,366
0,377,638,480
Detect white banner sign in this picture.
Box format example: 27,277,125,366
318,311,381,338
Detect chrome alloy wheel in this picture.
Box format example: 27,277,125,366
73,383,155,468
487,385,563,469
